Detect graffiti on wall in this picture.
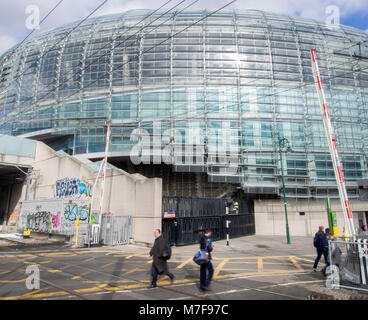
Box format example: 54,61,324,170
7,209,20,226
54,178,92,199
25,208,61,233
64,203,89,222
19,200,90,236
90,211,113,224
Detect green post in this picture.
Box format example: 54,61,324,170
327,197,333,230
278,135,291,244
326,197,338,236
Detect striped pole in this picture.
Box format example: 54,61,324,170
310,48,355,238
357,239,368,284
98,121,111,229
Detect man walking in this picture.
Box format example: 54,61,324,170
313,226,328,272
147,229,174,288
199,229,214,291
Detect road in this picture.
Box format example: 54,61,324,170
0,236,332,300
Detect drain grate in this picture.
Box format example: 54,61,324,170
255,245,270,249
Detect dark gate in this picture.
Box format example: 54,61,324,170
162,197,255,246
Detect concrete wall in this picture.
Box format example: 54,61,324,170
133,177,162,245
2,138,162,244
255,198,368,237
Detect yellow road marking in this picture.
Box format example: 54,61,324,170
0,287,48,300
214,258,229,277
0,254,37,258
294,257,314,263
85,257,95,262
176,257,193,269
289,256,304,272
24,261,40,266
257,258,263,273
101,262,114,268
123,268,146,275
0,278,27,283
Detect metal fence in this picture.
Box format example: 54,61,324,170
85,216,132,246
162,197,255,246
327,238,368,292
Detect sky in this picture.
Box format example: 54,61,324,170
0,0,367,55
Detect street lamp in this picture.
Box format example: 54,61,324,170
278,134,291,244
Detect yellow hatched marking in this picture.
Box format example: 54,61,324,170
294,257,314,263
24,261,40,266
123,268,146,275
85,257,95,262
257,258,263,273
214,258,229,277
0,278,27,283
101,262,114,268
176,257,193,269
289,256,304,272
0,287,48,300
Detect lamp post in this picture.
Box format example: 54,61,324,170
278,134,291,244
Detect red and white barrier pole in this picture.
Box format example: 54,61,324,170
98,121,111,228
310,48,355,238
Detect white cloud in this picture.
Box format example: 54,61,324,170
0,35,17,55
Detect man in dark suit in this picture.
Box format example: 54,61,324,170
199,229,214,291
147,228,174,288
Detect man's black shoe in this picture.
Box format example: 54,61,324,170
199,286,209,291
170,275,175,283
147,284,157,288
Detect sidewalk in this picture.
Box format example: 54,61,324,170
0,232,71,246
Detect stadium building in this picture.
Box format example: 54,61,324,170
1,9,368,243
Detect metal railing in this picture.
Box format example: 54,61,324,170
327,237,368,292
84,215,132,246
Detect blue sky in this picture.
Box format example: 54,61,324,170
341,11,368,31
0,0,367,55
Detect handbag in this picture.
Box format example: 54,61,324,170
193,249,209,265
162,243,172,260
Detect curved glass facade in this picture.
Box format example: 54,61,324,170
1,9,368,198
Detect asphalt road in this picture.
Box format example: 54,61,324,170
0,236,335,301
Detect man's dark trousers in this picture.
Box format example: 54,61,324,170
151,263,174,286
200,261,214,289
313,249,328,269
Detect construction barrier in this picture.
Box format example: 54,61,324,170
327,237,368,292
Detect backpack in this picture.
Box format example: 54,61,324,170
313,232,322,248
162,242,172,260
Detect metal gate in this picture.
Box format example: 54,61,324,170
100,216,132,246
162,197,255,246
